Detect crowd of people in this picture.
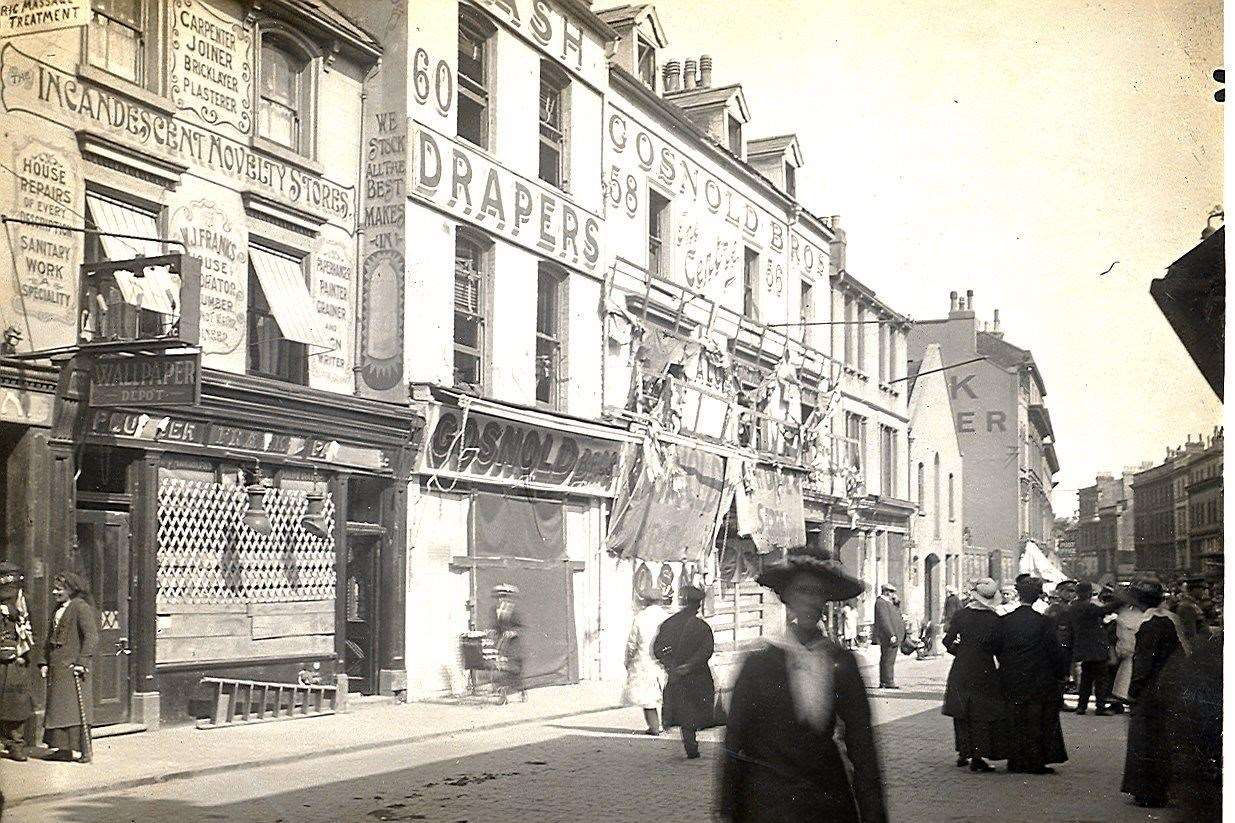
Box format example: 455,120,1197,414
621,553,1221,823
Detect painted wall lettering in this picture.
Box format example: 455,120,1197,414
170,0,253,135
170,198,247,370
310,240,353,392
358,105,406,393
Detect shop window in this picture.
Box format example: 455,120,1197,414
636,35,656,90
458,7,494,150
535,263,566,409
87,0,151,86
454,231,491,392
742,247,759,319
347,476,384,524
258,34,314,155
648,189,670,276
247,246,310,385
538,62,569,190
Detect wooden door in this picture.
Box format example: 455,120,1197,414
74,510,131,726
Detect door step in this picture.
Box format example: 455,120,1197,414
93,722,147,739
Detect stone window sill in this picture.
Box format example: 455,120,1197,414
76,64,177,116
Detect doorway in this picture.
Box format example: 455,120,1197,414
74,510,132,726
344,532,381,695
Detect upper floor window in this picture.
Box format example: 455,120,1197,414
877,322,888,382
247,246,316,385
454,231,491,392
879,425,897,497
258,36,313,154
784,163,796,198
933,453,942,538
917,462,925,510
82,192,173,341
742,247,759,319
636,35,656,89
948,473,955,521
799,278,814,343
536,264,567,409
539,62,569,190
855,303,866,372
88,0,149,85
458,9,494,150
845,413,866,477
648,189,670,276
843,296,855,366
727,114,742,157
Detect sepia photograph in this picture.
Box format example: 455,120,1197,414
0,0,1223,820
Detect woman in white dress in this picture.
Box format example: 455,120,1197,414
624,592,671,734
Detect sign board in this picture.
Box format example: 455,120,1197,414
0,0,88,39
735,461,807,553
90,353,202,408
421,406,624,496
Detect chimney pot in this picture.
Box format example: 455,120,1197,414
966,289,974,312
663,60,681,93
949,291,958,311
699,55,713,88
683,58,698,90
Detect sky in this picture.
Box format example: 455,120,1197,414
638,0,1224,516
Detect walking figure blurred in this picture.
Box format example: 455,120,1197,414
942,578,1007,773
491,584,525,704
718,547,886,822
623,589,670,735
652,585,714,759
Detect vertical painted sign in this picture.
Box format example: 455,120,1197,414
170,197,248,371
310,238,354,393
170,0,253,135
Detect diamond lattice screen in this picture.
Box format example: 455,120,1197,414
157,478,336,605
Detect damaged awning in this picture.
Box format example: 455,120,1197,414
85,194,181,316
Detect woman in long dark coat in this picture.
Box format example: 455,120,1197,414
717,548,886,823
653,585,714,759
40,571,98,763
0,562,35,761
941,578,1007,772
1120,578,1187,808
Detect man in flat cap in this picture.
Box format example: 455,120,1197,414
653,585,714,759
0,562,34,761
873,584,905,689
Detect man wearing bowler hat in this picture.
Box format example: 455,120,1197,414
653,585,714,759
873,584,904,689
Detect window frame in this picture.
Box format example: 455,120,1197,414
845,412,866,477
784,162,796,198
636,34,657,90
933,453,942,539
253,23,319,161
81,187,167,341
246,242,310,386
727,114,742,157
538,60,570,191
84,0,161,91
843,295,855,366
647,187,671,276
453,229,492,394
458,7,496,151
948,472,956,521
535,263,568,410
799,277,814,344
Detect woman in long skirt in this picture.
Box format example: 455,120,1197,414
941,578,1007,772
40,572,98,763
1120,578,1189,808
623,592,669,734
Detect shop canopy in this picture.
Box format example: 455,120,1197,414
85,194,181,317
248,247,330,347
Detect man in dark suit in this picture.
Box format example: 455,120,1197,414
873,584,905,689
992,577,1071,774
653,585,714,759
1067,582,1119,715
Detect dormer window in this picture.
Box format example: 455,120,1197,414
727,114,742,157
636,35,656,90
784,163,797,198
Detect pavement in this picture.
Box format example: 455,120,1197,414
0,650,1175,822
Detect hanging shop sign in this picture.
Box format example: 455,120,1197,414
89,352,202,408
0,0,87,39
734,461,807,553
0,44,354,223
607,439,729,563
421,406,624,496
407,120,601,274
87,409,390,470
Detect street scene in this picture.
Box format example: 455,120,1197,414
0,0,1223,821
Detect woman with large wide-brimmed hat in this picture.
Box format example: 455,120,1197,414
716,547,886,823
40,571,98,763
941,578,1008,773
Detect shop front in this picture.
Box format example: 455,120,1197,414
406,389,634,698
16,370,421,728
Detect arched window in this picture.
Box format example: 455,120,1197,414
258,34,314,154
933,454,941,539
917,462,925,510
948,472,955,521
458,6,496,149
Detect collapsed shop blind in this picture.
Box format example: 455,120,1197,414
248,246,330,347
85,193,181,316
156,477,336,604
